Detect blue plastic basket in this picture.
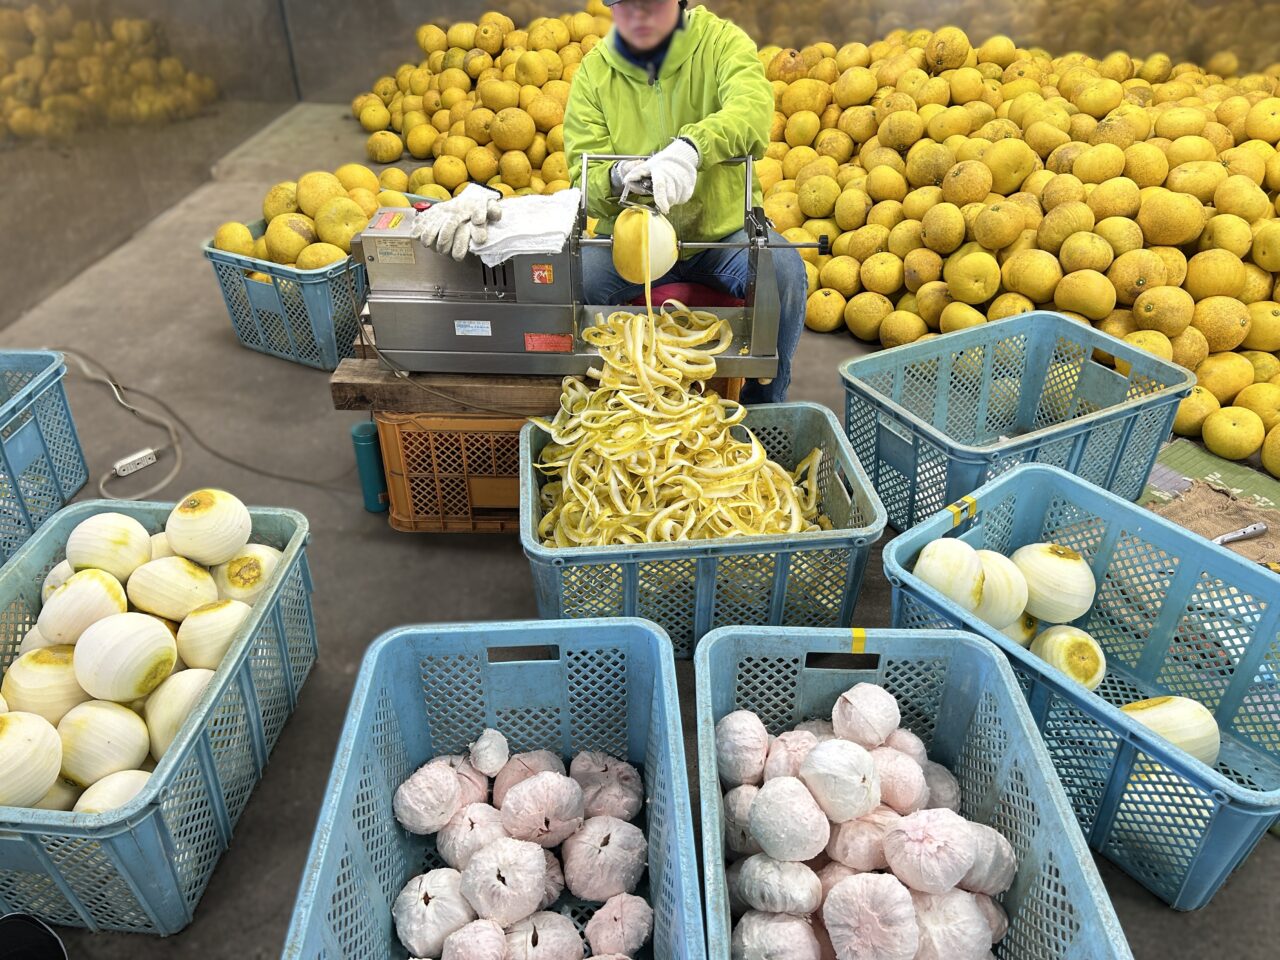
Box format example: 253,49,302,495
202,221,366,371
0,500,315,934
695,626,1133,960
519,402,888,658
0,351,86,562
883,464,1280,910
283,618,704,960
840,311,1194,531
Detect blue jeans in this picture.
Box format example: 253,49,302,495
581,228,807,404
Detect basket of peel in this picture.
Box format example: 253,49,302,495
520,302,886,658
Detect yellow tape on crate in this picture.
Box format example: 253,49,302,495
850,627,867,654
946,495,978,527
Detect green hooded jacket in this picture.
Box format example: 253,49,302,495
564,5,773,252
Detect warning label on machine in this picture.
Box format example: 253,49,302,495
524,333,573,352
531,263,555,284
375,238,415,264
373,211,405,230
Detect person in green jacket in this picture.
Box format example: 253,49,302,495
566,0,807,403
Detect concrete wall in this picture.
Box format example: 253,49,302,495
282,0,568,102
0,1,297,327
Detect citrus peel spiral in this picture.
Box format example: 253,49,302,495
532,214,825,547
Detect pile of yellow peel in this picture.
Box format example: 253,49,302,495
532,278,826,547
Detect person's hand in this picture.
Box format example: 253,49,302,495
624,138,700,214
610,158,644,195
411,183,503,261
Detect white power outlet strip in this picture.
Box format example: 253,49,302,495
114,448,158,477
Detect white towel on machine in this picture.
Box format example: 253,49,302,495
470,188,583,267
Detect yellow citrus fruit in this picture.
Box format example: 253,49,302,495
366,131,404,163
1243,301,1280,351
1196,352,1257,405
1054,269,1116,320
1242,351,1280,383
880,311,929,347
295,242,348,270
1001,249,1062,302
1173,386,1220,437
1262,425,1280,479
264,214,316,264
1167,327,1209,372
819,256,861,298
1115,330,1173,376
1133,286,1194,336
806,289,847,332
1191,297,1252,352
845,292,894,340
940,301,987,332
1235,383,1280,433
943,250,1001,304
213,222,254,257
347,188,379,218
1202,406,1266,461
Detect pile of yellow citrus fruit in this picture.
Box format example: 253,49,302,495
704,0,1280,76
348,0,613,198
718,23,1279,474
210,164,419,279
0,4,218,142
341,6,1280,475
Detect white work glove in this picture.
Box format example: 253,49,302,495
411,183,503,261
610,158,644,195
624,138,700,214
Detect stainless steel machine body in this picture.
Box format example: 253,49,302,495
353,155,825,377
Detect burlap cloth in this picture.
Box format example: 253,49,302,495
1148,480,1280,565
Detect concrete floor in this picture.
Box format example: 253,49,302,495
0,99,291,329
3,104,1276,959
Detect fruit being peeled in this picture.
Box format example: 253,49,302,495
1030,625,1107,690
57,700,150,788
1010,542,1096,624
912,538,984,613
41,559,74,602
612,207,678,286
176,600,252,669
74,769,151,814
0,646,89,725
972,550,1028,630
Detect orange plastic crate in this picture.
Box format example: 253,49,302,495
375,412,525,533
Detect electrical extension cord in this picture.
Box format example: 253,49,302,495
51,347,357,500
113,448,158,477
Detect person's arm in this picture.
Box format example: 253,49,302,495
565,63,624,221
675,23,772,166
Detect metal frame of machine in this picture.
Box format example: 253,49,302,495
352,154,826,377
